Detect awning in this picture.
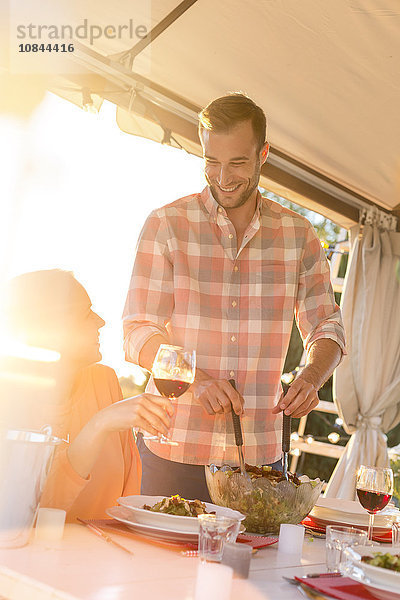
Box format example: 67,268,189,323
4,0,400,228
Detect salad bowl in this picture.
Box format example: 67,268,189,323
205,464,323,534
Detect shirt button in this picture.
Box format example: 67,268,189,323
228,233,233,239
218,207,223,213
229,370,235,377
231,300,237,307
230,336,236,342
234,266,239,272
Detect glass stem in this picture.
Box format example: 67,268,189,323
367,512,374,542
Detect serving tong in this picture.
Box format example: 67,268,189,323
229,379,247,478
228,377,293,480
281,383,292,481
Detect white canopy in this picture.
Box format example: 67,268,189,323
38,0,400,229
325,222,400,499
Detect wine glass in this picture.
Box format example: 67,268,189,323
149,344,196,445
356,465,394,542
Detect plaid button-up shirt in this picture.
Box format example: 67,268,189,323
123,187,345,465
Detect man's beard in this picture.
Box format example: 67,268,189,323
207,158,261,209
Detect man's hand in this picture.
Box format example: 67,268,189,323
272,339,342,418
271,371,319,418
190,376,244,416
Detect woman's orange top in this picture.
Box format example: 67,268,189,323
40,364,141,522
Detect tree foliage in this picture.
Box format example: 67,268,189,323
261,190,344,244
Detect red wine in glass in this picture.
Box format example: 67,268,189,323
153,379,190,398
356,489,391,513
149,344,196,444
356,465,394,542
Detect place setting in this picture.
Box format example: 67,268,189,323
105,494,245,546
281,465,400,600
303,465,400,544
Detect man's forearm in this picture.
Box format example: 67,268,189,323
138,334,169,372
300,338,342,390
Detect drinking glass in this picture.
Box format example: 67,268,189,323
198,515,241,563
325,525,367,572
144,344,196,445
356,465,394,542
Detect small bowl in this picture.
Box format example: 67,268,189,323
205,465,324,535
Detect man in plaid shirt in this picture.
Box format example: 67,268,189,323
123,93,345,501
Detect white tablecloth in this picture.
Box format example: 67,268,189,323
0,525,328,599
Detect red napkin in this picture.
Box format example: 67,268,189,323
302,516,393,543
294,576,377,600
302,516,326,534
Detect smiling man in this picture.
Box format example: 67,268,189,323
123,93,345,501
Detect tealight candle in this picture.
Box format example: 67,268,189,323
278,523,305,555
221,542,252,578
194,562,233,600
35,508,66,542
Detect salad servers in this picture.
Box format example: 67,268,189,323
229,379,246,477
281,377,294,480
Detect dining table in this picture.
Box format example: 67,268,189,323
0,524,331,600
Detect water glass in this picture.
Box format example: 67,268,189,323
198,514,241,562
392,520,400,547
326,525,368,572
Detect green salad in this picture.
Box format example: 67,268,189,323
206,463,323,534
361,552,400,572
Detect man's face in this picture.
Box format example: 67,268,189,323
200,120,267,210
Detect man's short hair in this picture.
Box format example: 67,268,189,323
198,93,267,151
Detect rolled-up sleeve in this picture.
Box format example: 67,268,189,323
295,221,346,357
123,210,174,364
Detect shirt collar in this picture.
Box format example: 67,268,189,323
199,186,263,225
199,186,219,223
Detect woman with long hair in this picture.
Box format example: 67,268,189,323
4,269,172,521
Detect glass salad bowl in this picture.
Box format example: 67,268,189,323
205,464,324,535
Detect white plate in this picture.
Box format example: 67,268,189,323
117,495,245,533
310,513,392,535
316,497,398,517
345,545,400,589
106,506,200,544
341,560,400,600
311,498,399,528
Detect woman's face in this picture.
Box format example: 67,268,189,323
66,282,105,368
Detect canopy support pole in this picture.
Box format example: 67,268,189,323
115,0,199,68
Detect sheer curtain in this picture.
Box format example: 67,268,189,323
325,210,400,499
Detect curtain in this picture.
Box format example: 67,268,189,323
325,217,400,500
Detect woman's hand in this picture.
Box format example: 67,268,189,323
67,394,173,479
95,394,174,438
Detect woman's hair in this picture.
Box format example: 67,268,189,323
198,93,267,151
4,269,81,347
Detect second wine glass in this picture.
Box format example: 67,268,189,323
356,465,394,542
151,344,196,444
